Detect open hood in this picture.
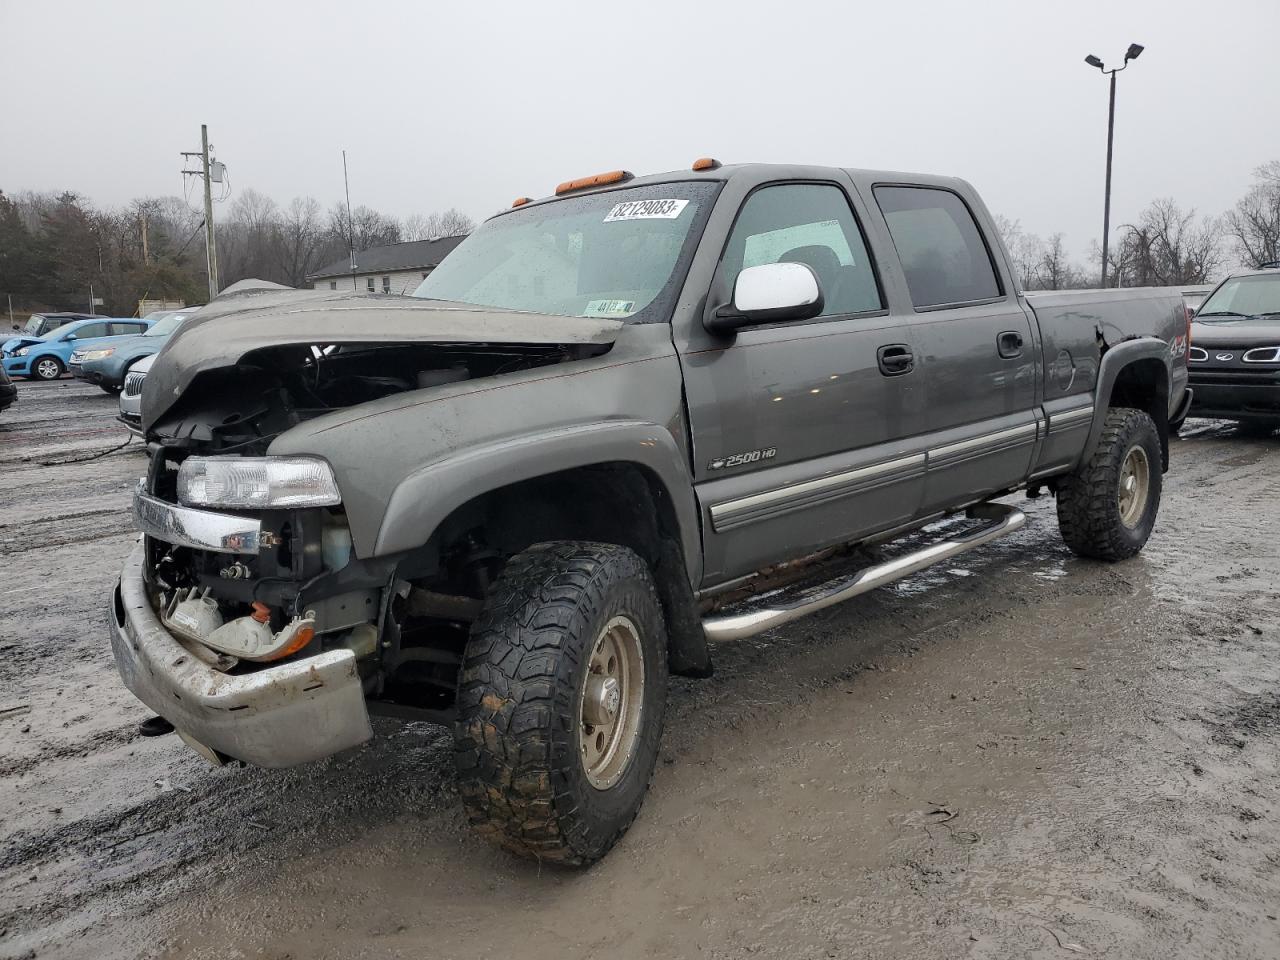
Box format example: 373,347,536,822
143,289,624,426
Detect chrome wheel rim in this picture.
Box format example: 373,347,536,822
36,359,60,379
580,615,645,790
1118,444,1150,528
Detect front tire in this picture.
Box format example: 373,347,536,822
454,541,668,865
32,356,64,381
1056,407,1162,561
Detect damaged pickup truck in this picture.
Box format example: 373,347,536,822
110,161,1190,865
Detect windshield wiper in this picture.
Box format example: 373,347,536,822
1196,310,1247,319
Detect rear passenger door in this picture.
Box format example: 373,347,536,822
871,185,1038,514
680,180,927,584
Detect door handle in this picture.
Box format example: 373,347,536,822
997,331,1024,359
877,343,914,376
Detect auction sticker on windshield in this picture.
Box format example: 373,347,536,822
603,199,689,222
583,299,636,317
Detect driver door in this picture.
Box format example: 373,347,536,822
678,180,927,585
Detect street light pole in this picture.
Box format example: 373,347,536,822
1085,43,1144,288
1101,69,1116,288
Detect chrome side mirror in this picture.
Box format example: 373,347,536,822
707,261,824,333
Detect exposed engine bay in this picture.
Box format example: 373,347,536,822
141,339,606,723
150,341,599,454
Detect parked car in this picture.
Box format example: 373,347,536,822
4,311,103,346
0,362,16,414
1,318,153,381
117,351,154,436
72,308,200,393
1184,265,1280,432
110,160,1188,867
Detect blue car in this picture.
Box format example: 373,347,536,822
1,317,154,381
71,307,201,393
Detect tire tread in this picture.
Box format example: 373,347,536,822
454,541,666,865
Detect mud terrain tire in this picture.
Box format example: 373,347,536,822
1057,407,1162,561
454,541,668,865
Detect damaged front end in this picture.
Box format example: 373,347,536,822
112,312,610,767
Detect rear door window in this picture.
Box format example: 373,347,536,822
874,186,1002,308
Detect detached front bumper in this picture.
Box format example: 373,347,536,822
109,542,373,767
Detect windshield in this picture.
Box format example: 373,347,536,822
1197,274,1280,319
21,316,48,335
412,181,720,323
145,312,190,336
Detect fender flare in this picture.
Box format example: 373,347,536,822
372,419,702,586
1080,337,1172,466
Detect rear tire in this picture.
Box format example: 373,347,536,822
1056,407,1162,561
454,541,668,866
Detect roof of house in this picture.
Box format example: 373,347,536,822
308,235,467,281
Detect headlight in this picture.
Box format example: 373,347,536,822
78,347,115,361
15,347,29,357
177,456,342,508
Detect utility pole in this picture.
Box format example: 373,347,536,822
182,124,220,299
1084,44,1144,287
140,212,150,266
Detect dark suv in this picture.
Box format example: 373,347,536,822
1186,265,1280,432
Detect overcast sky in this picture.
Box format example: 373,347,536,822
3,0,1278,262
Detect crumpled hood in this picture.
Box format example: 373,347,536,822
143,288,624,425
1,336,45,355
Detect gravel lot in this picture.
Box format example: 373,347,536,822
2,378,1278,960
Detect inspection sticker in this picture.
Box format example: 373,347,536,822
583,299,636,317
603,198,689,222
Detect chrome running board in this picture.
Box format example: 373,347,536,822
701,502,1026,642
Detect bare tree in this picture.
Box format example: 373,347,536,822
994,215,1044,290
1224,160,1280,269
1033,233,1084,290
1108,199,1223,287
326,203,401,253
274,197,325,287
219,188,283,286
402,208,475,241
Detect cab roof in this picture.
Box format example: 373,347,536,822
492,162,971,220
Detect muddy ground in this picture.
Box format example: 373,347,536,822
1,377,1278,960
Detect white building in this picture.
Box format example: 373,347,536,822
307,236,466,295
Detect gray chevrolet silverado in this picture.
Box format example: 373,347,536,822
110,161,1189,865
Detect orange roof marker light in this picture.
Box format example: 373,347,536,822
692,157,721,171
554,170,633,195
511,197,533,207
